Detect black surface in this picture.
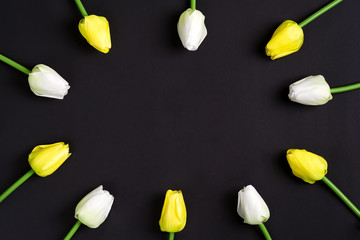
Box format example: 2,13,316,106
0,0,360,239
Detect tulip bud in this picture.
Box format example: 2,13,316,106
177,9,207,51
286,149,328,184
75,185,114,228
159,190,187,232
28,64,70,99
28,142,71,177
265,20,304,60
237,185,270,225
79,15,111,53
288,75,333,106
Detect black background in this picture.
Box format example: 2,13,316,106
0,0,359,239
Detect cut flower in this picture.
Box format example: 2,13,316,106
159,189,187,233
177,9,207,51
75,185,114,228
79,15,111,53
266,20,304,60
288,75,332,106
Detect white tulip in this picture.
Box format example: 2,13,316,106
28,64,70,99
177,9,207,51
288,75,333,105
75,185,114,228
237,185,270,225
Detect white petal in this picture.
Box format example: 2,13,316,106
75,186,114,228
28,64,70,99
177,9,207,51
237,185,270,225
289,75,332,105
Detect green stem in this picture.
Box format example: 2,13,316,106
64,220,82,240
0,54,31,75
259,223,272,240
169,232,174,240
190,0,196,10
0,169,35,203
74,0,88,17
330,83,360,94
298,0,343,28
322,176,360,218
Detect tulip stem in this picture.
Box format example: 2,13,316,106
0,169,35,203
322,176,360,218
74,0,88,17
259,223,272,240
169,232,175,240
190,0,196,10
64,220,82,240
330,83,360,94
298,0,343,28
0,54,31,75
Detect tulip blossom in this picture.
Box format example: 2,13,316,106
288,75,332,106
177,9,207,51
28,64,70,99
75,185,114,228
64,186,114,240
286,149,327,184
0,54,70,99
78,15,111,53
74,0,111,53
265,20,303,60
177,0,207,51
159,190,187,240
0,142,71,203
265,0,343,59
28,142,71,177
237,185,272,240
288,75,360,106
286,149,360,219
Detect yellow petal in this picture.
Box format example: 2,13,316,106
265,20,304,60
28,142,71,177
286,149,327,184
79,15,111,53
159,190,187,232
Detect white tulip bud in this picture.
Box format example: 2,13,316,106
75,185,114,228
288,75,333,105
177,9,207,51
28,64,70,99
237,185,270,225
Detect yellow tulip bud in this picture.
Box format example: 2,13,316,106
28,142,71,177
78,15,111,53
286,149,327,184
265,20,304,60
159,190,187,233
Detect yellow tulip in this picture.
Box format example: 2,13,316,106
28,142,71,177
265,20,304,60
159,190,187,233
286,149,327,184
78,15,111,53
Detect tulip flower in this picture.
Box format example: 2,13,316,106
159,190,187,240
237,185,272,240
28,64,70,99
177,0,207,51
0,142,71,203
74,0,111,53
64,185,114,240
286,149,360,218
265,0,343,59
0,54,70,99
265,20,303,60
288,75,360,106
288,75,332,106
286,149,327,184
